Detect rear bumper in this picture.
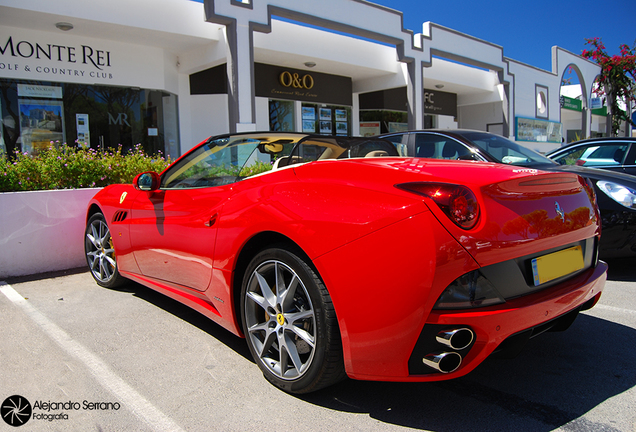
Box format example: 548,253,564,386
350,260,607,382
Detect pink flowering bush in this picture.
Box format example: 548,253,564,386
581,37,636,135
0,144,170,192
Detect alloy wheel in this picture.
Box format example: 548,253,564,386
85,216,117,284
244,259,317,380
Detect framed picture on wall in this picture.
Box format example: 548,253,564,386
18,99,66,155
302,106,315,120
303,120,316,133
336,121,348,135
335,109,347,122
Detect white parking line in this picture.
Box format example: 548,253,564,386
594,303,636,315
0,282,186,432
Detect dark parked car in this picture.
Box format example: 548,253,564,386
379,130,636,258
546,137,636,176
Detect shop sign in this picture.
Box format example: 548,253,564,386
18,84,63,99
560,95,582,111
279,71,314,90
592,107,607,116
0,34,117,83
590,97,602,109
255,63,352,106
1,28,167,89
515,117,562,143
1,36,111,69
423,89,457,117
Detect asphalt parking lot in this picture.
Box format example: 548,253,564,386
1,260,635,432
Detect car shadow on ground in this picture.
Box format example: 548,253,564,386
298,312,635,431
120,274,633,431
605,258,636,282
106,275,634,431
110,279,254,362
27,269,630,431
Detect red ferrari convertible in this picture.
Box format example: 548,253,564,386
85,132,607,393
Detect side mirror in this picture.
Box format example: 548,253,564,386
133,172,161,191
258,143,285,154
457,153,479,161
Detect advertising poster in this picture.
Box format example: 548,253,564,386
515,117,562,143
388,122,409,133
320,108,331,121
320,121,332,134
0,97,4,156
302,107,315,133
18,100,66,154
336,122,348,135
302,107,315,120
359,122,380,137
302,121,316,133
335,109,347,122
76,114,90,148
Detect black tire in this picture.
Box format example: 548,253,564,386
84,213,127,288
240,248,345,393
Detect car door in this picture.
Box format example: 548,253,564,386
129,186,226,291
620,142,636,176
551,141,629,174
128,137,266,291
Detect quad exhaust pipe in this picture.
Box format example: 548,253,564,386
436,328,474,351
422,328,475,373
422,352,462,374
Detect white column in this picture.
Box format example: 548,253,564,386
406,61,423,130
225,18,257,133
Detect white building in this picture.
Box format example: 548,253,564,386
0,0,603,159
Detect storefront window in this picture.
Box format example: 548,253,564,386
424,114,436,129
0,79,180,159
301,103,351,135
359,110,408,134
269,99,294,132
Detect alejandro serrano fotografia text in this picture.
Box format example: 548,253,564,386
33,400,121,411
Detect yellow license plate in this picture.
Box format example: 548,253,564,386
532,246,584,286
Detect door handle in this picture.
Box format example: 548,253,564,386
204,213,218,227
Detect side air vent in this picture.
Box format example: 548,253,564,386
112,210,128,223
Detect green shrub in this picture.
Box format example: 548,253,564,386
0,144,171,192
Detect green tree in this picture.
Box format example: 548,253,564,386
581,38,636,136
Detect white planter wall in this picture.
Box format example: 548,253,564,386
0,188,101,279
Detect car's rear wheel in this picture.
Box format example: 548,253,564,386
241,248,345,393
85,213,126,288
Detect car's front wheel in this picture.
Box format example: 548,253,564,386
85,212,126,288
241,248,345,393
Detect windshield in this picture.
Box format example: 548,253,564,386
459,131,557,167
161,136,273,188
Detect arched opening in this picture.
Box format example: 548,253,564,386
559,64,586,143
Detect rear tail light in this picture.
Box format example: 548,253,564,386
397,182,480,229
434,270,505,309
